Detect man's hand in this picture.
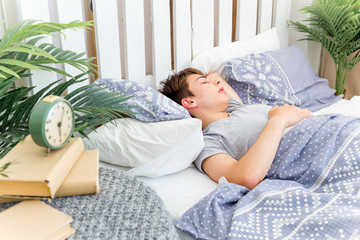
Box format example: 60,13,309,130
268,104,312,128
202,104,312,190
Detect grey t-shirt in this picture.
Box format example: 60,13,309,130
194,98,271,172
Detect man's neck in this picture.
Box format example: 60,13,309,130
195,110,229,130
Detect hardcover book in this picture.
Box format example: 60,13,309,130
0,200,74,240
55,149,99,197
0,149,99,203
0,135,84,198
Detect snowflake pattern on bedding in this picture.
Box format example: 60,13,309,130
95,78,190,122
225,52,301,106
176,114,360,240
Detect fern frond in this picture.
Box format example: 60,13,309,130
290,0,360,95
0,20,101,158
0,74,135,157
0,20,92,50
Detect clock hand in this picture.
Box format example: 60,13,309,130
61,106,65,122
57,121,62,141
58,108,65,141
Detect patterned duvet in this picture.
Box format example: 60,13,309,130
176,114,360,239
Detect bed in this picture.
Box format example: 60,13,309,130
9,0,360,239
84,1,360,240
94,95,360,240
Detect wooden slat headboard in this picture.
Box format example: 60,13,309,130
92,0,291,88
17,0,292,91
92,0,123,80
172,0,192,73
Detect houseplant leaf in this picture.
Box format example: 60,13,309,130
289,0,360,95
0,20,134,163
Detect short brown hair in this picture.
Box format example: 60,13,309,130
159,68,204,105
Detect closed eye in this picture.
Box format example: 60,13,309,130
196,75,209,84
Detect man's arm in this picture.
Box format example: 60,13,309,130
201,104,312,190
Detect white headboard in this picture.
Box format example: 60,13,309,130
93,0,291,88
13,0,292,91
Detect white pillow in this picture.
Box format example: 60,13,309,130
191,28,280,75
83,118,204,177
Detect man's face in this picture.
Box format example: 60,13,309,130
185,73,229,111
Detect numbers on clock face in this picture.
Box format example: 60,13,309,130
44,101,73,147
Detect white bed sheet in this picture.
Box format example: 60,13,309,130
100,96,360,239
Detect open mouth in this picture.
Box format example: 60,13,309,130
218,87,226,93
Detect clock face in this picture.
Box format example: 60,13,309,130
44,101,74,148
29,95,75,149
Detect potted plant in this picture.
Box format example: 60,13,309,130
290,0,360,96
0,20,133,176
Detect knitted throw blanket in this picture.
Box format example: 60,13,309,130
0,166,179,240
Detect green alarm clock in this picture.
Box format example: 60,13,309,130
29,95,75,150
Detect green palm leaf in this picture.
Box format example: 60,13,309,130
289,0,360,95
0,20,134,162
0,72,135,158
0,59,42,70
0,20,91,50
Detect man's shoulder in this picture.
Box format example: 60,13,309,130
226,98,243,113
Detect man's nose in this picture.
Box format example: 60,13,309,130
209,77,220,85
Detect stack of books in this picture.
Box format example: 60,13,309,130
0,135,100,239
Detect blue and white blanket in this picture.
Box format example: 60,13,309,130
176,114,360,239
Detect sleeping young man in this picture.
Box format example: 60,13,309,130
159,68,312,190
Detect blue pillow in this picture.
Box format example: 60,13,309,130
225,45,343,111
95,78,190,122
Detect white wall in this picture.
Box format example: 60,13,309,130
289,0,321,74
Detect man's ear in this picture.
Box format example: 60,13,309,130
181,97,197,109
